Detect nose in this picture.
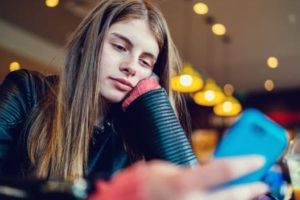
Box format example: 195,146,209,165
119,57,137,77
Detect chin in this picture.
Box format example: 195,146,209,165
101,91,126,104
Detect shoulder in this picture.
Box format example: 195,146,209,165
0,69,58,109
1,69,57,89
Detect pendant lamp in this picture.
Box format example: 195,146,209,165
171,64,204,93
213,95,242,116
193,79,225,106
213,35,242,117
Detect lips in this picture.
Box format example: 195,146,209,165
110,77,133,92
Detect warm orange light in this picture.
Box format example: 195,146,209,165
212,23,226,35
193,2,208,15
171,64,204,93
204,90,215,101
191,129,218,163
193,79,225,106
264,79,274,91
213,96,242,117
45,0,59,8
267,56,279,69
179,75,193,86
224,83,234,95
9,62,21,72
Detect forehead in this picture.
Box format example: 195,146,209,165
107,19,159,57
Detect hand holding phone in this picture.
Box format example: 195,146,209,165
213,108,288,186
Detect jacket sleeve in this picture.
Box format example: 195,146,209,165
124,88,198,166
0,69,48,174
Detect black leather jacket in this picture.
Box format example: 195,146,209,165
0,70,197,179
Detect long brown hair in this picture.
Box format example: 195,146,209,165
27,0,191,181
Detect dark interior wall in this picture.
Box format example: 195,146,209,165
0,47,58,83
187,88,300,130
242,88,300,129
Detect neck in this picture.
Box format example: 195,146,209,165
95,97,112,127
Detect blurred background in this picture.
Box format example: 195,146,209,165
0,0,300,164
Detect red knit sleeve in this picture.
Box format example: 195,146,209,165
122,78,160,111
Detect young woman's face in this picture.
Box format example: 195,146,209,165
98,18,160,103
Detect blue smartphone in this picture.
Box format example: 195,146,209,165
213,108,288,185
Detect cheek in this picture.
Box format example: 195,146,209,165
99,48,119,76
136,69,153,81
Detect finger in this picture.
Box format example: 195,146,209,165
180,155,265,190
200,182,269,200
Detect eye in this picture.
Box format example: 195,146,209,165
112,43,127,52
139,59,151,68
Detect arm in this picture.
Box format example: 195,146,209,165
0,69,50,175
88,156,269,200
122,78,198,166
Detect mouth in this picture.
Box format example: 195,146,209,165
110,77,133,92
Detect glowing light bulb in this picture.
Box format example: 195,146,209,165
212,23,226,35
193,79,225,106
224,83,234,95
9,62,21,72
213,96,242,117
45,0,59,8
205,90,215,101
267,57,279,68
222,101,233,112
264,79,274,91
193,2,208,15
179,74,193,86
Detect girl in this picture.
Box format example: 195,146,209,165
0,0,269,199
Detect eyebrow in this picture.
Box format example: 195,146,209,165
111,32,157,60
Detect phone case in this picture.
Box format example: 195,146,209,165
213,108,288,185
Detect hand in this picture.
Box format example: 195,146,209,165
142,156,269,200
88,156,269,200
